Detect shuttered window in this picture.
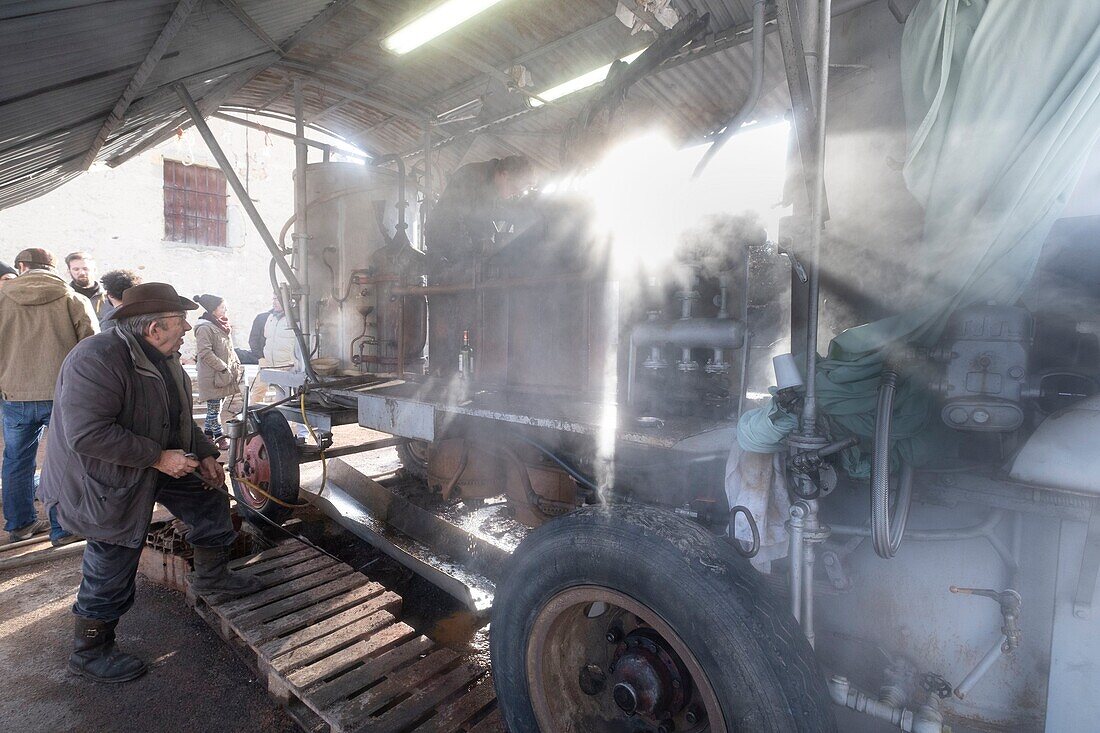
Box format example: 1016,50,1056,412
163,160,228,246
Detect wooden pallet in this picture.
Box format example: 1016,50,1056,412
187,541,505,733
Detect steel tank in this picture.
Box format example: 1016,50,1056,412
299,161,422,374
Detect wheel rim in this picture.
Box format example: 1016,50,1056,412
525,585,726,732
406,439,431,467
237,435,271,509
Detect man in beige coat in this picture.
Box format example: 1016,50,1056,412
0,248,97,543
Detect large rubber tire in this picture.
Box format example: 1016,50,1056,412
490,505,836,733
232,410,301,526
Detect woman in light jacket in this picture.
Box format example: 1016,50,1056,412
193,293,244,449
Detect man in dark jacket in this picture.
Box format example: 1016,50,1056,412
248,304,273,360
97,268,142,330
39,282,262,683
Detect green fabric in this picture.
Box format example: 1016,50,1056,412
739,0,1100,474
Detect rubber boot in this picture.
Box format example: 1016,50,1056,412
190,545,264,597
68,617,147,683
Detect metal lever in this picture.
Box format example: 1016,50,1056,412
949,586,1022,699
949,586,1022,651
778,246,808,283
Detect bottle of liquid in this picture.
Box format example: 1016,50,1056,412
458,329,474,379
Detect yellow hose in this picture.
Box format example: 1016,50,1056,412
300,392,328,497
232,475,310,509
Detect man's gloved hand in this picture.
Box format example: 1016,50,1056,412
153,449,199,478
198,456,225,488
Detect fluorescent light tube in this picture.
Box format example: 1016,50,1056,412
383,0,507,55
529,48,647,107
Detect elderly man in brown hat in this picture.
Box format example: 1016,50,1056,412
40,282,262,683
0,247,97,545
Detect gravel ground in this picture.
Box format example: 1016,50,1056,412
0,552,300,733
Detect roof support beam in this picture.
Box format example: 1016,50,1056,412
393,13,767,160
277,60,426,123
427,16,621,112
219,0,283,55
353,16,620,148
211,111,365,159
106,0,359,168
254,78,293,112
176,83,300,289
79,0,199,170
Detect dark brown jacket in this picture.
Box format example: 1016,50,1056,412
39,329,217,547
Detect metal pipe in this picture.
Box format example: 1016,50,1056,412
695,0,765,177
799,0,833,435
953,635,1008,700
789,503,806,623
832,509,1019,580
422,117,432,251
390,272,591,296
174,84,299,290
293,79,311,356
831,509,1004,542
827,676,945,733
693,0,766,177
632,318,745,349
627,333,638,405
803,540,816,646
371,154,409,239
737,260,752,416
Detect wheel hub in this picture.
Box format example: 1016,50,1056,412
238,435,271,508
609,628,689,720
524,586,725,732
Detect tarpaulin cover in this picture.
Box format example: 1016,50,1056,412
736,0,1100,474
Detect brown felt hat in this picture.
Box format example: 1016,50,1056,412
14,248,56,269
110,282,198,320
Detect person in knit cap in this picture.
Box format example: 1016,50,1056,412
192,294,244,450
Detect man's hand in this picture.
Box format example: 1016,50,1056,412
153,450,199,479
198,456,225,488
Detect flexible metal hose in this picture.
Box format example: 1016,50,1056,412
871,370,913,558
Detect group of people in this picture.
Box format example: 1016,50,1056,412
0,247,293,683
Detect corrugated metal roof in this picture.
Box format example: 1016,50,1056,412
0,0,832,209
0,0,334,210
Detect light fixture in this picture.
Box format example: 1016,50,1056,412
529,48,648,107
382,0,507,55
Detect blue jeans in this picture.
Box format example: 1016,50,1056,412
2,399,68,540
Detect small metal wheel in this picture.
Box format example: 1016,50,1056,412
231,410,301,525
396,439,431,481
491,505,836,732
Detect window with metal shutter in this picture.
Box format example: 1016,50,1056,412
163,160,229,246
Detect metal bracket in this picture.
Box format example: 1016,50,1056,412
1073,505,1100,619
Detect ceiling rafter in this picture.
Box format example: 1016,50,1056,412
106,0,361,168
79,0,200,171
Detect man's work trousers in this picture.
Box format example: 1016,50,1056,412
72,474,237,621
